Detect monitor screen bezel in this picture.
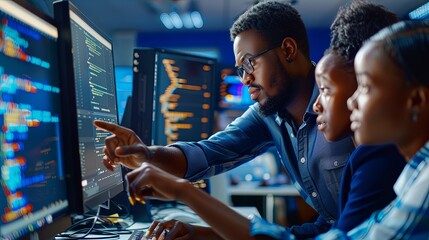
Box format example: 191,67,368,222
53,0,124,215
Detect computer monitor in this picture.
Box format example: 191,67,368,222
53,0,123,214
131,48,216,146
0,0,70,239
218,68,253,110
128,48,215,207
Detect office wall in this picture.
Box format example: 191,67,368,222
136,28,331,66
112,31,138,66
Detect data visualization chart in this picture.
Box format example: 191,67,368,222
131,48,216,146
155,56,213,144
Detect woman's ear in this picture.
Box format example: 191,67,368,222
418,86,429,111
280,37,298,62
408,86,429,107
407,86,429,122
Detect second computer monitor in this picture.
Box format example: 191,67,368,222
54,0,123,214
131,48,216,146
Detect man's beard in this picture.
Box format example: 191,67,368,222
259,80,294,116
259,93,288,116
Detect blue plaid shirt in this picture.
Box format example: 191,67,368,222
249,140,429,239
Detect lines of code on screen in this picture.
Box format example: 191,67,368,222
0,7,68,239
153,53,214,145
69,13,122,201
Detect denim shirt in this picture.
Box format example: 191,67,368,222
172,82,355,223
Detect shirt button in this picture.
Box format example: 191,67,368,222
300,157,306,164
334,161,339,167
329,220,335,224
312,192,318,198
290,133,295,138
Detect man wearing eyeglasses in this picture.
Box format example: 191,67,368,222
94,0,355,237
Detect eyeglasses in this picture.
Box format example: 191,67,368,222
236,46,277,79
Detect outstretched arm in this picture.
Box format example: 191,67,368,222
93,120,187,177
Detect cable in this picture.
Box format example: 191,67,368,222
56,206,120,239
84,200,131,221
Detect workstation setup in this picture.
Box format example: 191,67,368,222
1,0,428,239
0,1,261,238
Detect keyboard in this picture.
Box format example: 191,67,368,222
128,229,147,240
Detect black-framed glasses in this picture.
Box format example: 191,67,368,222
236,46,277,78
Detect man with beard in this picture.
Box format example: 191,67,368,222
94,1,355,237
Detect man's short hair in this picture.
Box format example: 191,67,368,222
230,0,310,59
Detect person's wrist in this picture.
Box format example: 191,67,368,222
193,226,222,240
176,179,194,202
145,145,156,163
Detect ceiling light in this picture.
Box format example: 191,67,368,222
157,0,203,30
169,12,183,29
409,2,429,19
160,13,174,29
181,12,193,28
191,11,203,28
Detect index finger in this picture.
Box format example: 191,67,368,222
146,220,160,238
93,120,131,136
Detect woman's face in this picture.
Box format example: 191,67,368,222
313,53,357,142
348,42,409,145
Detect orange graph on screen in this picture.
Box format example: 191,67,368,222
159,58,211,144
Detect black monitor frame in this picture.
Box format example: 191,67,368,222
54,0,123,215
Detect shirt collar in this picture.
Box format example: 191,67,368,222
275,65,317,125
410,139,429,167
393,139,429,194
302,65,318,123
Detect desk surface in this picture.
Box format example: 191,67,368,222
151,205,260,225
228,183,300,196
56,206,259,240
